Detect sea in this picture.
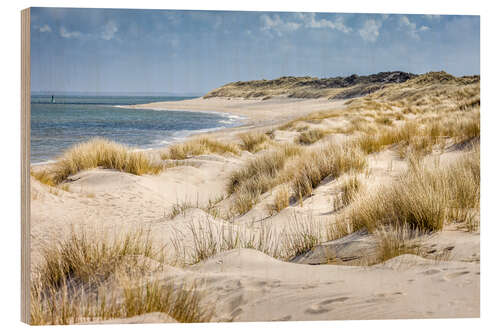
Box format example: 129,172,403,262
30,95,244,164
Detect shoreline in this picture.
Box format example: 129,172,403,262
30,102,249,166
31,96,347,166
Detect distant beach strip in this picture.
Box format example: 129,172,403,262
30,95,245,164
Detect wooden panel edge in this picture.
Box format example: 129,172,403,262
21,7,31,325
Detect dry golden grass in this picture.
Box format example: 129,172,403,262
349,165,446,232
278,109,342,131
162,137,240,160
326,220,353,242
373,224,425,263
121,281,213,323
230,190,260,216
227,143,302,215
267,186,290,215
289,142,367,201
375,116,393,126
30,228,214,325
227,139,365,216
36,229,160,292
238,131,270,152
443,147,480,231
31,138,163,186
228,150,288,195
184,213,325,262
340,174,363,206
283,214,322,259
295,128,327,145
349,147,479,233
167,195,226,220
30,278,212,325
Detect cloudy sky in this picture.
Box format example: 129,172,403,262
30,8,480,95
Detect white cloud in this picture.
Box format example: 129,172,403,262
59,27,82,39
399,15,429,39
260,13,351,36
297,13,352,33
38,24,51,33
359,19,382,42
101,21,118,40
260,14,301,36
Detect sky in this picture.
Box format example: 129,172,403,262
30,8,480,95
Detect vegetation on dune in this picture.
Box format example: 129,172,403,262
348,147,480,233
183,213,326,264
30,229,212,325
31,138,163,186
289,142,367,201
35,229,160,291
372,224,425,264
227,143,302,193
203,71,416,100
167,195,226,220
267,186,291,215
227,147,296,216
162,136,240,160
238,131,271,152
295,128,327,145
339,174,363,207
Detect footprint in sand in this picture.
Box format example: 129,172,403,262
305,297,349,314
421,269,441,275
445,271,470,279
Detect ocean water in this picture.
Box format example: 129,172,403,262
30,95,244,164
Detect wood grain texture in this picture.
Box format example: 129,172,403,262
21,7,31,325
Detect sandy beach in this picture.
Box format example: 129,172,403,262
128,96,348,125
30,73,480,323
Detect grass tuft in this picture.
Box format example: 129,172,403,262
31,138,163,186
290,142,367,200
162,137,240,160
267,186,290,215
340,174,362,206
295,128,327,145
238,131,270,152
373,224,425,263
349,147,479,233
30,229,213,325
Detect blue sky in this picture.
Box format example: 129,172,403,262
30,8,480,95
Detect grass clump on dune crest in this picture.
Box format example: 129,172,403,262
36,229,160,291
32,138,163,186
349,147,479,233
227,143,302,195
238,131,270,152
183,213,325,262
30,279,212,325
295,128,327,145
340,174,363,207
373,224,425,264
121,281,213,323
290,142,367,201
227,143,302,215
162,137,240,160
30,229,213,325
267,186,290,215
